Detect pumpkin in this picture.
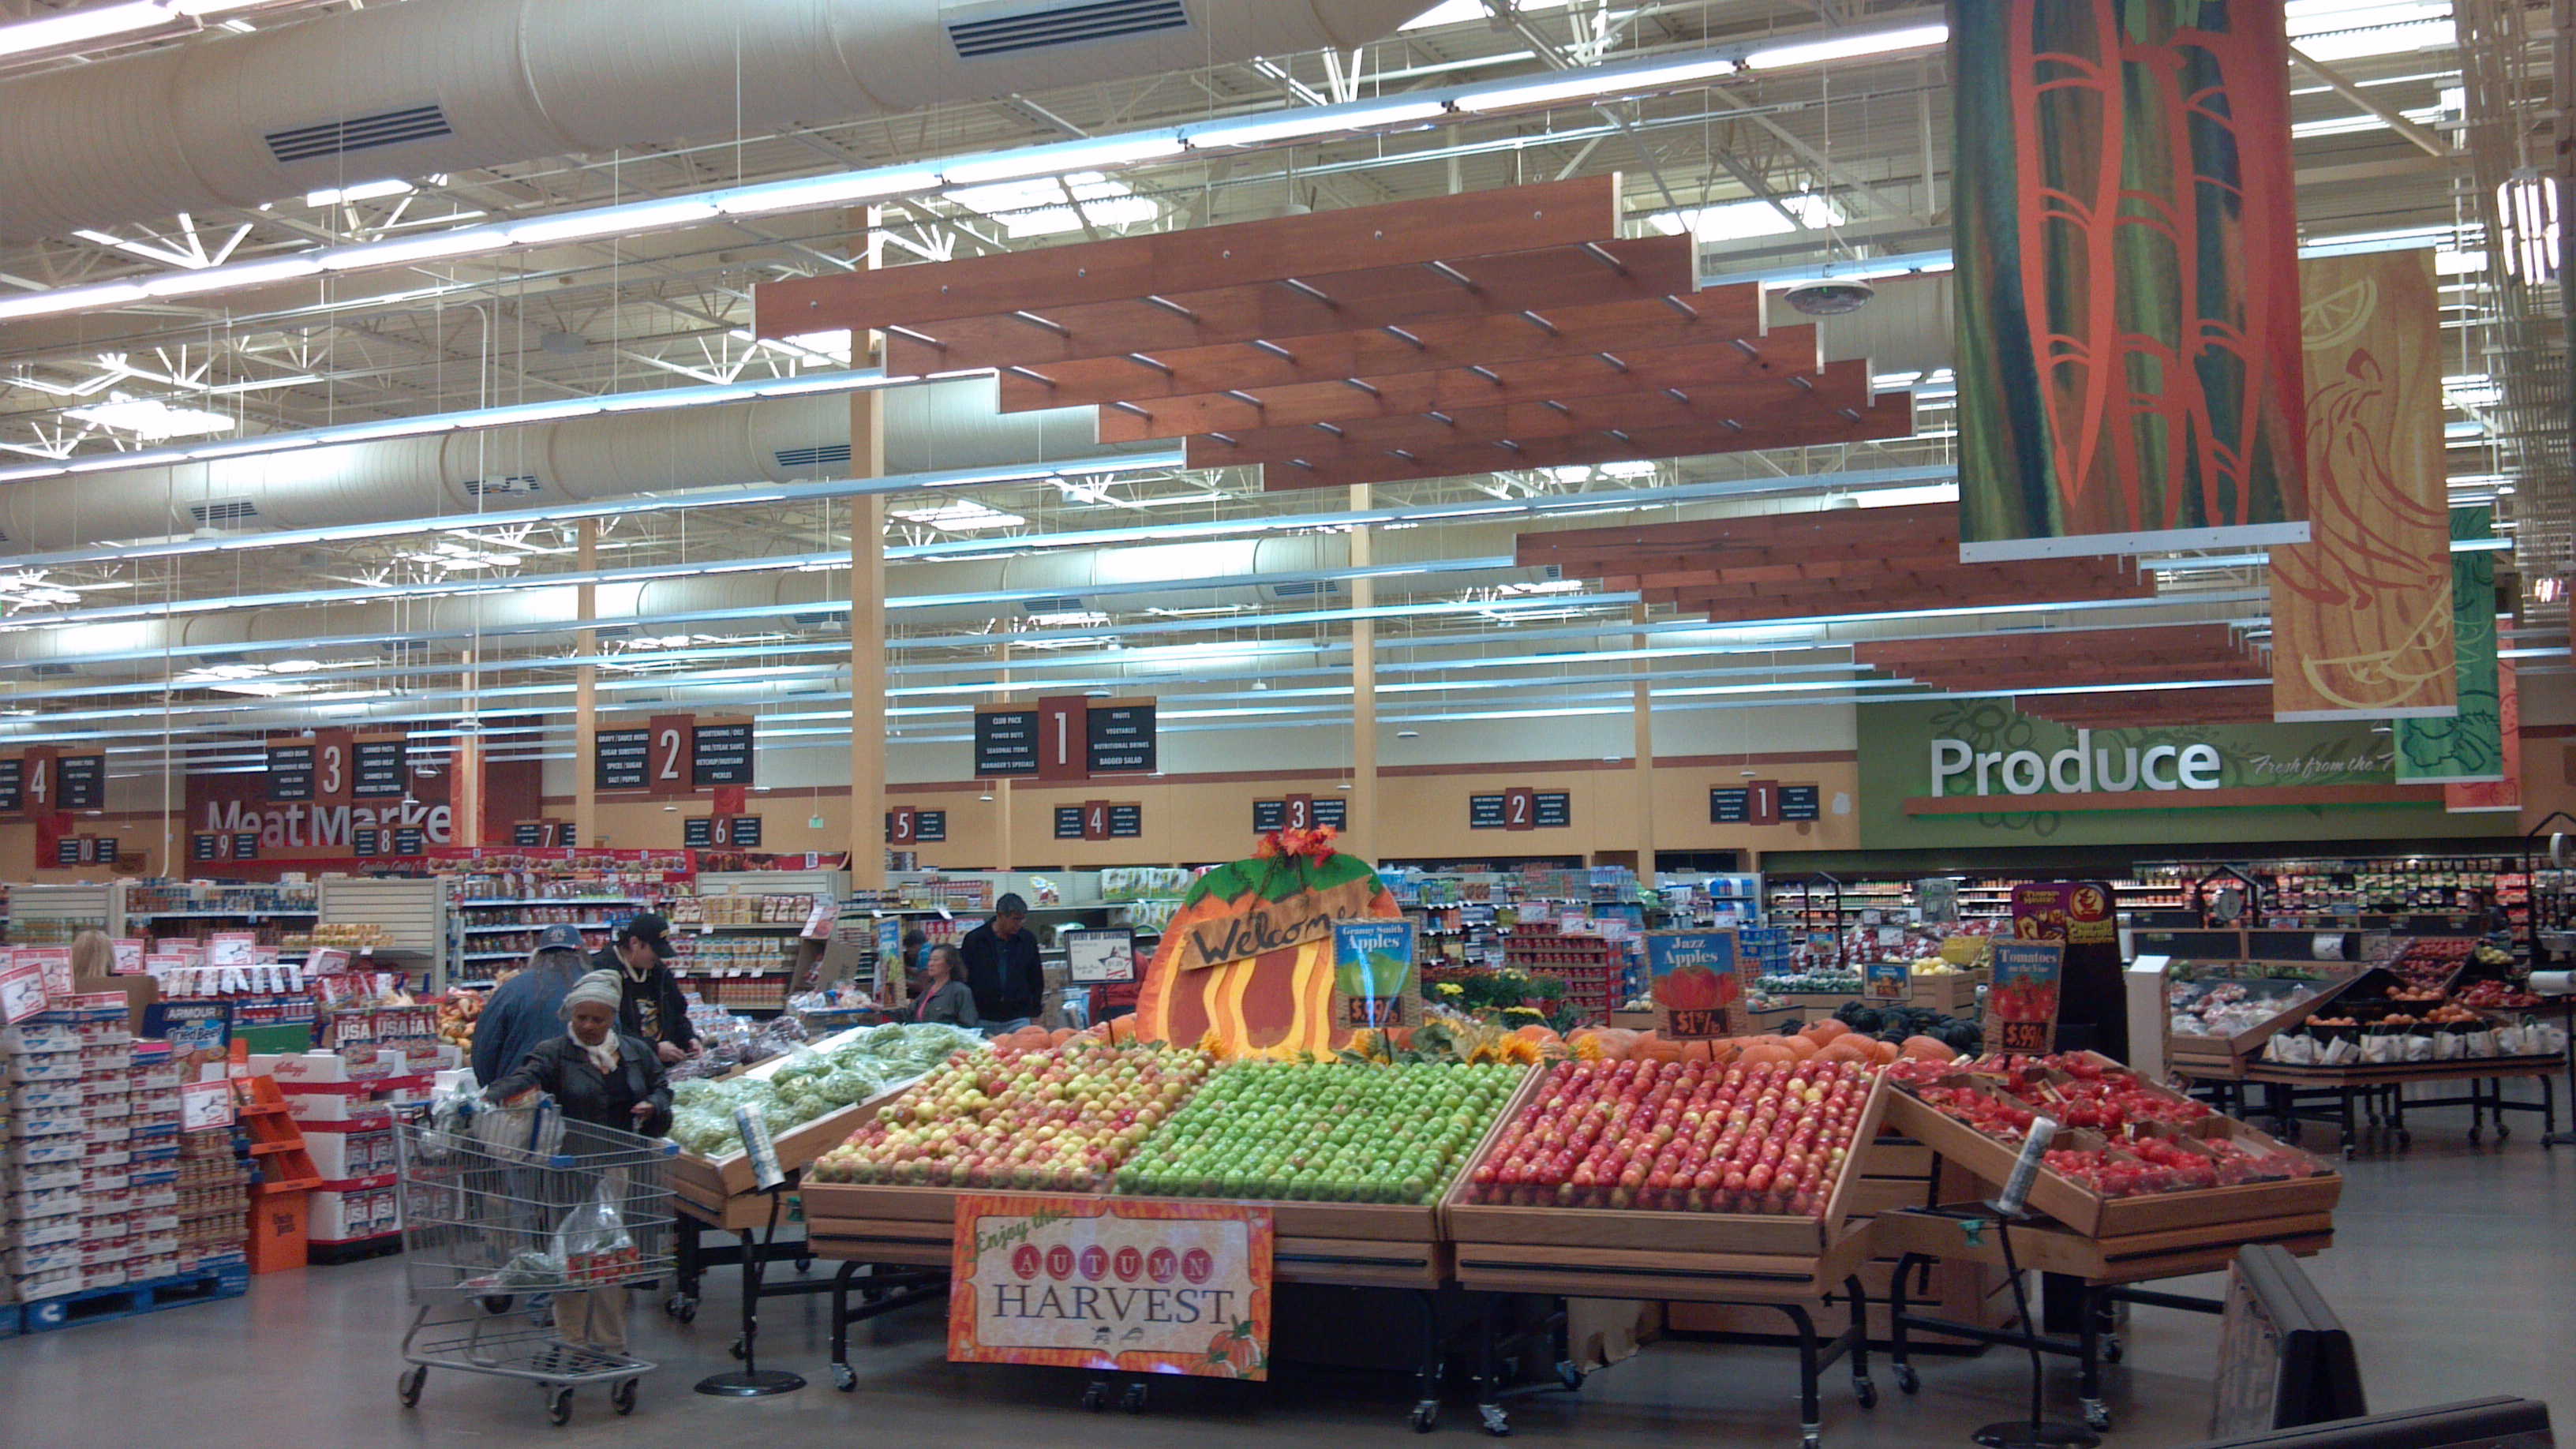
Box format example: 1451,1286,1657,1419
1679,1039,1712,1064
1781,1035,1821,1061
1900,1034,1957,1062
1050,1027,1076,1046
1802,1019,1851,1044
1638,1036,1685,1064
1739,1044,1794,1067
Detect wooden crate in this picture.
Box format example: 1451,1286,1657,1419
670,1078,913,1204
2164,964,2366,1076
1908,970,1986,1015
1878,1059,2343,1239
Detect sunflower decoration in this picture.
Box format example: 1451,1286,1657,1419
1571,1033,1608,1062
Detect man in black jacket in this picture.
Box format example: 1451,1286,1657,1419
590,912,698,1065
959,893,1044,1032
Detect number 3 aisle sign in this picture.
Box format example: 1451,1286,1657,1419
951,1194,1271,1379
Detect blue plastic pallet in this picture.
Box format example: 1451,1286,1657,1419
17,1264,249,1334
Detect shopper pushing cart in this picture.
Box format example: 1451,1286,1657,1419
396,970,678,1425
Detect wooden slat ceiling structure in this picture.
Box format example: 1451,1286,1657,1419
1847,624,2278,726
1512,505,2158,625
754,175,1904,492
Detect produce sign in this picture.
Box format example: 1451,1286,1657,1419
1646,930,1743,1039
1120,1059,1521,1205
949,1193,1271,1379
812,1041,1214,1191
1985,940,2065,1054
1465,1058,1876,1218
1331,918,1419,1028
1133,837,1403,1058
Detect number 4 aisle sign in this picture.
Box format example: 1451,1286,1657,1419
950,1194,1271,1379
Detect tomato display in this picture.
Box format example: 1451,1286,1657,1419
1461,1058,1877,1217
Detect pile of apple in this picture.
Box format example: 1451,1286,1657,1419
1462,1058,1877,1217
809,1042,1215,1190
1118,1061,1522,1205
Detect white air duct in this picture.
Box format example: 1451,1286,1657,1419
0,0,1430,241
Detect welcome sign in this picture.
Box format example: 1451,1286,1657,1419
951,1194,1271,1379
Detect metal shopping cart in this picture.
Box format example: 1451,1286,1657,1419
394,1099,680,1425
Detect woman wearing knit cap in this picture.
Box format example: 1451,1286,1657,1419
483,969,672,1354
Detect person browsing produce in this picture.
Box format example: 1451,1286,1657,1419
589,913,698,1065
960,893,1044,1032
912,943,978,1028
471,924,592,1088
481,970,672,1355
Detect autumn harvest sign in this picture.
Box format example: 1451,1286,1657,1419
949,1193,1271,1379
1133,828,1404,1057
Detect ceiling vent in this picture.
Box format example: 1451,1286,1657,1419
264,103,455,166
1541,564,1563,580
1021,595,1087,616
789,611,849,627
188,498,260,527
774,443,853,472
28,663,74,677
945,0,1190,60
1266,580,1342,600
463,475,541,497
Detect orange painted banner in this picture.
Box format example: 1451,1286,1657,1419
2271,250,2455,720
1135,849,1402,1057
949,1193,1271,1379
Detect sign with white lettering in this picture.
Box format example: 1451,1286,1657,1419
949,1194,1271,1379
1646,929,1744,1039
1930,731,2230,799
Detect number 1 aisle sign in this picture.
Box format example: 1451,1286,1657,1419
950,1194,1271,1378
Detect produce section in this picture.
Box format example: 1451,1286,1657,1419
1123,1059,1518,1205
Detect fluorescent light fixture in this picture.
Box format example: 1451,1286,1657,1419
1455,54,1739,112
62,395,237,440
0,0,165,56
1649,194,1844,244
507,198,720,246
942,136,1185,186
2500,168,2559,282
320,228,511,270
1737,23,1949,70
1184,98,1451,148
0,281,147,320
1401,0,1571,28
305,179,415,207
185,434,316,461
718,169,943,215
140,255,321,298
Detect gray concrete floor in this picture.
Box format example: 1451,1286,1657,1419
2,1099,2569,1449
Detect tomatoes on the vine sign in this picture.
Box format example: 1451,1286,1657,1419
1986,940,2066,1056
950,1194,1271,1379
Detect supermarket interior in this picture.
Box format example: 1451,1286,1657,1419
3,0,2575,1447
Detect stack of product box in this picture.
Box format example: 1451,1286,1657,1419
268,1041,438,1252
175,1128,251,1267
6,1001,99,1306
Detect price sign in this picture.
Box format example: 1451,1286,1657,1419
1106,803,1143,838
55,753,104,811
1468,793,1507,829
1065,927,1137,984
1646,930,1744,1039
353,735,409,798
691,718,755,788
975,707,1042,777
265,739,316,802
1984,941,2066,1055
1332,918,1418,1029
594,727,651,792
0,756,20,812
1084,699,1157,775
683,817,717,848
230,831,260,860
1532,792,1571,829
1053,805,1087,840
915,809,948,843
1867,958,1910,1000
1709,787,1750,823
179,1080,235,1133
949,1194,1271,1380
0,961,47,1024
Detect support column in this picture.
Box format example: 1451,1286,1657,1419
1632,603,1656,888
451,646,484,848
993,641,1015,871
849,482,888,889
574,519,599,847
1348,484,1379,863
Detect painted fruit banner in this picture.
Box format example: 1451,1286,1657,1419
2271,250,2454,721
1133,844,1402,1058
2446,659,2522,814
1646,929,1744,1039
2395,507,2503,784
949,1193,1271,1379
1985,940,2067,1055
1953,0,2309,560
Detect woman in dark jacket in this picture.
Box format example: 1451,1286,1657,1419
484,970,670,1353
912,944,977,1028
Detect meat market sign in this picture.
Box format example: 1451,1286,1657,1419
197,797,452,853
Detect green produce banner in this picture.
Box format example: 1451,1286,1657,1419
2394,507,2503,784
1953,0,2310,560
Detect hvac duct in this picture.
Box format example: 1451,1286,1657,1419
0,376,1121,552
0,0,1430,242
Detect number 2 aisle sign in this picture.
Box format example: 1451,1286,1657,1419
951,1194,1271,1379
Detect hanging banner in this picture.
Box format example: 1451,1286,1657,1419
2270,250,2454,721
2445,659,2522,814
1953,0,2308,560
2395,507,2503,784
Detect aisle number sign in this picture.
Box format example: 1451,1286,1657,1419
950,1194,1271,1379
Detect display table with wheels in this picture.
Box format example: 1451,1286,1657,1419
2177,1058,2559,1158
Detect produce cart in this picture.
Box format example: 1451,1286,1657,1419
392,1103,677,1426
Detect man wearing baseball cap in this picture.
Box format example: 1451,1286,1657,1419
590,912,699,1065
470,923,592,1088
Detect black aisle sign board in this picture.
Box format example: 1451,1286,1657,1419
728,815,763,848
1710,787,1750,823
0,758,21,812
54,837,81,867
392,826,427,856
1469,793,1508,829
683,817,716,848
690,720,755,788
353,828,381,857
1312,797,1347,829
353,737,408,798
192,832,223,863
915,809,946,841
1252,799,1287,833
1107,803,1144,838
1084,701,1157,774
231,831,260,860
266,742,315,802
1533,791,1572,829
1780,784,1822,822
595,728,651,792
974,708,1042,777
56,754,104,811
1054,805,1088,840
513,822,547,848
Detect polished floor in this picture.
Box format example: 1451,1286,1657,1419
2,1100,2567,1449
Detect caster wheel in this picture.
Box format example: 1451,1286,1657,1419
2498,1124,2512,1140
2468,1128,2482,1145
2104,1335,2125,1365
797,1256,815,1275
399,1366,427,1407
479,1294,515,1316
1120,1383,1149,1414
1855,1377,1878,1410
612,1379,638,1416
1477,1404,1511,1436
666,1294,696,1324
2399,1130,2413,1148
1410,1402,1440,1433
833,1364,856,1392
2342,1145,2355,1160
729,1338,748,1361
1896,1365,1921,1395
1555,1361,1585,1391
1080,1382,1109,1413
2084,1403,2113,1432
548,1388,575,1427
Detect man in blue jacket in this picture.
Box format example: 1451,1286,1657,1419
470,924,592,1088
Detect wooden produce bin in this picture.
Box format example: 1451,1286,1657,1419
802,1181,1017,1267
2162,963,2364,1080
671,1079,916,1223
1879,1056,2342,1240
1906,970,1986,1015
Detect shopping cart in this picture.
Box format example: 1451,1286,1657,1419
394,1099,679,1425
